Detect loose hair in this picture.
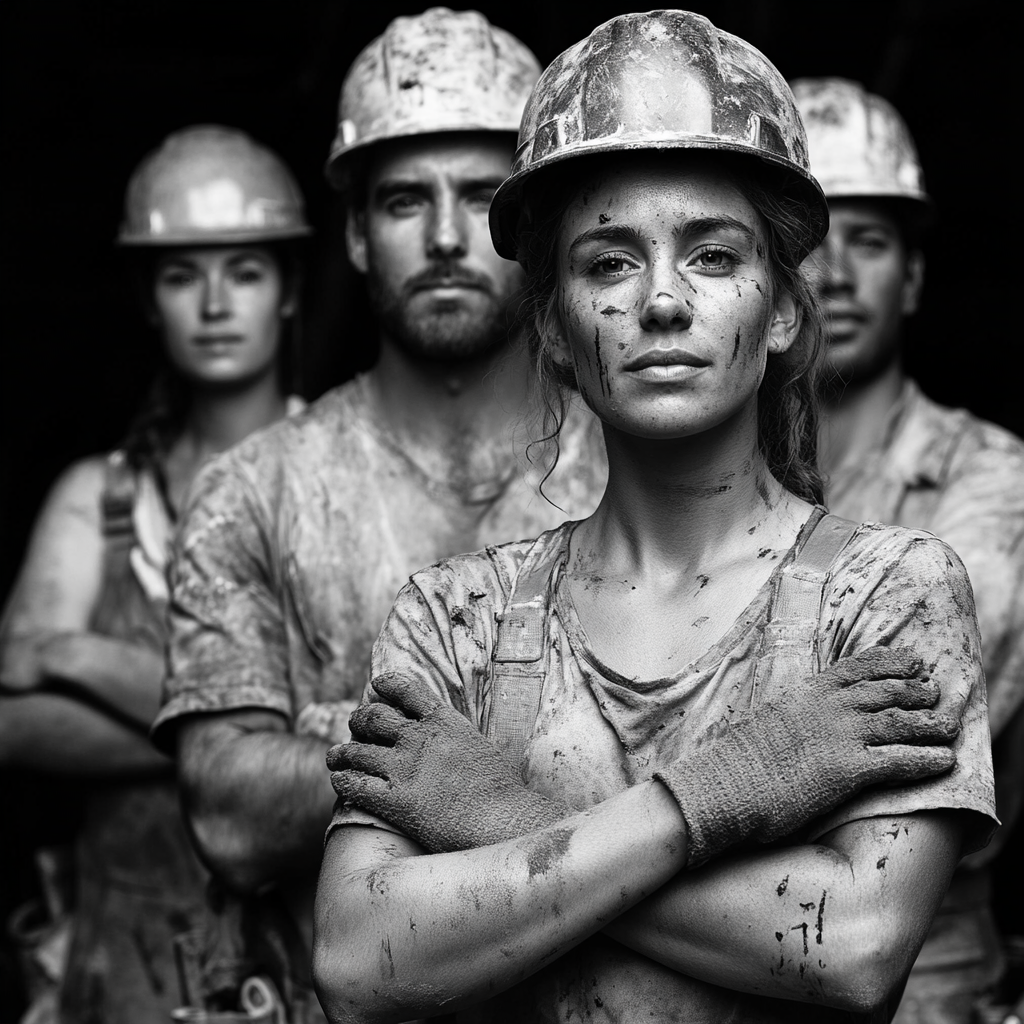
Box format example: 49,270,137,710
514,153,827,505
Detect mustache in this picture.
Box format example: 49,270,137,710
405,262,493,294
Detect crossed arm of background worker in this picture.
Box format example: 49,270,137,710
0,458,169,775
313,652,966,1022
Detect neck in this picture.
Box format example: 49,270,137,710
367,334,532,459
818,359,905,476
179,371,288,460
584,402,803,576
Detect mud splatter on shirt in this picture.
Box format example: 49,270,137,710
332,517,996,1023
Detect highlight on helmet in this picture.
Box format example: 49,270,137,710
118,125,311,246
490,10,827,263
325,7,541,190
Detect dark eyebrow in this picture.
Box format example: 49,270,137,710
568,224,649,256
374,175,506,205
672,217,758,246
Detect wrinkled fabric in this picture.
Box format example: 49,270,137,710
331,517,996,1023
826,380,1024,1020
155,376,606,744
60,456,208,1024
154,375,607,1017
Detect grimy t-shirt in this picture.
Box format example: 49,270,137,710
334,517,996,1023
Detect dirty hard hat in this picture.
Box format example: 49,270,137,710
490,10,828,262
325,7,541,190
118,125,311,246
790,78,929,208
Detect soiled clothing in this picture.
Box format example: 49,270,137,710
152,375,607,1015
330,515,997,1023
826,380,1024,1019
154,376,607,743
60,452,208,1024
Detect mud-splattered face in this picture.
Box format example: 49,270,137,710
804,199,922,383
349,132,524,361
552,157,795,440
153,245,288,388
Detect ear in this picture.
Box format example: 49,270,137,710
767,289,801,355
279,292,297,319
345,208,369,275
901,250,925,317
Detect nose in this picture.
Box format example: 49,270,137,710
640,266,693,333
201,270,230,320
811,237,854,295
426,191,468,260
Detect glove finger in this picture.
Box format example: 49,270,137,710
857,744,956,786
860,708,960,745
329,768,393,807
372,673,445,720
842,677,940,712
349,702,408,744
325,740,396,778
822,646,924,687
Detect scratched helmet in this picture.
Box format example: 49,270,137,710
790,78,929,208
490,10,828,262
118,125,311,246
326,7,541,190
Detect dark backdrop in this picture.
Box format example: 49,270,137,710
1,0,1021,1014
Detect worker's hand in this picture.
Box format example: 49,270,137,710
327,674,569,853
0,634,49,691
656,645,959,866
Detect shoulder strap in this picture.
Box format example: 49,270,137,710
751,512,859,705
483,531,567,765
99,450,138,546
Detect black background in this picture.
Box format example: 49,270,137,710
1,0,1021,1013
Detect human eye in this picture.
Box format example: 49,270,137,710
689,245,740,274
230,261,267,285
385,193,425,216
586,252,640,279
157,267,196,289
465,187,498,210
850,229,893,255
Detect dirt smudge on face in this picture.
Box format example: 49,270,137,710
776,875,789,896
816,890,827,944
600,306,625,316
594,326,610,397
598,213,610,224
526,826,574,880
729,329,741,366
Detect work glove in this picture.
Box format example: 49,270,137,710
328,646,957,865
655,646,958,865
328,673,569,853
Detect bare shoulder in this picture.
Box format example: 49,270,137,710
41,455,109,522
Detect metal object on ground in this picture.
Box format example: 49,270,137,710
790,77,929,206
119,125,311,246
490,9,827,260
326,6,541,188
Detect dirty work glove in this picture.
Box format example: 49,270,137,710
327,673,570,853
655,646,958,867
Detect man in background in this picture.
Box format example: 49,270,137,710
794,77,1024,1023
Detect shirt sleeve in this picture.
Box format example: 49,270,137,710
926,427,1024,737
807,526,998,855
326,555,505,840
151,453,291,752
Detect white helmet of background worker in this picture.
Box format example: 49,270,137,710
118,124,311,245
325,7,541,190
790,77,931,216
490,9,828,262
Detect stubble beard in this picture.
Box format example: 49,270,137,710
367,265,516,363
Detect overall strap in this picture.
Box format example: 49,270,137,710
751,511,860,706
484,531,566,764
99,450,138,549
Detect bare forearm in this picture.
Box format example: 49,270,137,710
605,813,959,1010
39,633,165,727
314,781,687,1024
0,693,169,776
183,727,336,891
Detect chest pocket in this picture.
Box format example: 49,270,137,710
481,534,567,770
750,512,860,707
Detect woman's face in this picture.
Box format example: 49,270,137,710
153,245,290,388
552,158,797,440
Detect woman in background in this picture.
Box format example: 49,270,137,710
0,125,309,1023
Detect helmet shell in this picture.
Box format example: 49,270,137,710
118,125,311,246
326,7,541,189
490,10,827,261
790,78,929,205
